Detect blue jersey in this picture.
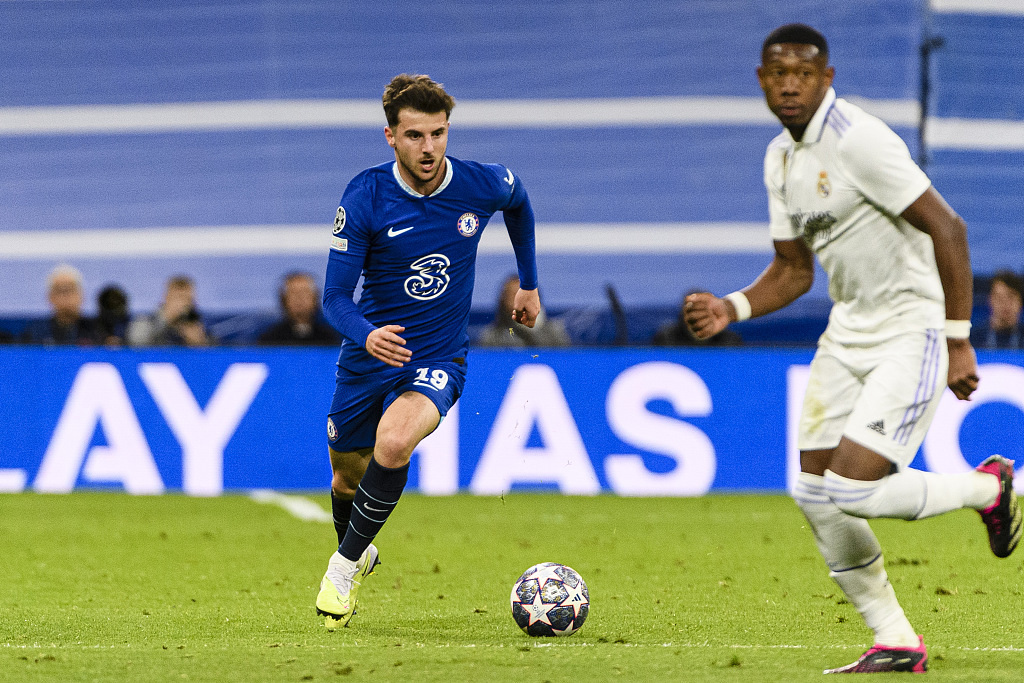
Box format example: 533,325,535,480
323,156,538,374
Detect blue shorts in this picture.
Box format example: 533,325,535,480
326,360,466,451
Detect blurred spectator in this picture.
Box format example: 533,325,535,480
128,275,211,347
96,284,130,347
20,264,101,346
258,271,340,346
476,274,571,348
971,270,1023,349
653,291,743,347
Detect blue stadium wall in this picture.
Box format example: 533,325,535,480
2,0,1020,325
1,348,1022,496
2,3,1022,498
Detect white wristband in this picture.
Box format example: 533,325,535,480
724,291,752,322
944,319,971,340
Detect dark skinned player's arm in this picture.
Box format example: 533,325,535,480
727,238,815,321
900,186,979,400
900,187,972,324
684,238,813,340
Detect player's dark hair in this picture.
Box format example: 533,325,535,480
762,23,829,61
991,269,1024,300
383,74,456,128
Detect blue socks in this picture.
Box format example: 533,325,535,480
338,457,409,562
331,491,353,547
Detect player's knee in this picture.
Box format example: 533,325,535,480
823,470,886,519
373,431,415,468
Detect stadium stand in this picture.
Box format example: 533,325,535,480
0,1,1020,344
928,8,1024,280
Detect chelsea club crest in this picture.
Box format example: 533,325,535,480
456,212,479,237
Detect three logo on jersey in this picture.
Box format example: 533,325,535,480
392,213,477,300
405,254,451,300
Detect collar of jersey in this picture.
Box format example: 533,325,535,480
786,87,836,145
391,157,454,198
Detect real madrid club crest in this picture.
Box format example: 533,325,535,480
457,212,479,237
333,206,346,234
817,170,832,198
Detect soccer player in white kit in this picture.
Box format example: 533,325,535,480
684,24,1021,674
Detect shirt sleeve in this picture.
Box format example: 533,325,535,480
765,140,800,242
838,118,932,217
491,165,539,290
322,183,377,348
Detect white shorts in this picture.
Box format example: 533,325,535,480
798,328,947,468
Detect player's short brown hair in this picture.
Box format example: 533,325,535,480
382,74,455,128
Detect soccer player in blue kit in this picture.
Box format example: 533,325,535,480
314,74,541,629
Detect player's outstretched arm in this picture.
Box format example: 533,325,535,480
685,238,814,340
365,324,412,368
512,288,540,328
901,187,979,401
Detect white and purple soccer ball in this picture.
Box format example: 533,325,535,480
509,562,590,637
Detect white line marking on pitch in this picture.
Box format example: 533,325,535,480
248,489,331,523
4,642,1023,652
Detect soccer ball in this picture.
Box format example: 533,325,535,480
509,562,589,637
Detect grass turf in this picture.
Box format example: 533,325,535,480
0,492,1021,682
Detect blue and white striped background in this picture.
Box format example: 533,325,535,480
0,0,1021,319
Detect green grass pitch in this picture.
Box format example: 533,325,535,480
1,492,1021,681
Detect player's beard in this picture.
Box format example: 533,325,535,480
400,154,442,190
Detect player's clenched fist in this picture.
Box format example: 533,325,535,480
946,339,979,401
365,324,413,367
511,288,541,328
683,292,731,340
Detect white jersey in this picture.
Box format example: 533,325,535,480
765,88,943,345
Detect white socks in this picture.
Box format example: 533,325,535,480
796,466,1001,647
327,551,358,579
830,555,919,648
824,468,999,520
794,472,880,570
795,472,917,647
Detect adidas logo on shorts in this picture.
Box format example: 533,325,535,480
867,419,886,436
